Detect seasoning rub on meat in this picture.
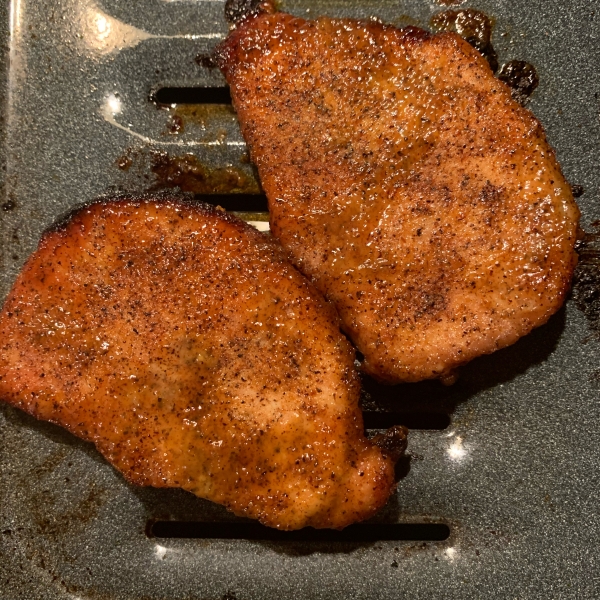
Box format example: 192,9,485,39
0,198,406,530
217,7,580,383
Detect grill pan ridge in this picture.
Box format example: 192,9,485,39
0,0,599,598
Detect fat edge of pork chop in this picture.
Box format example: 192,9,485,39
0,197,406,530
217,12,580,383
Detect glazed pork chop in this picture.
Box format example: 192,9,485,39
0,198,405,530
217,10,580,383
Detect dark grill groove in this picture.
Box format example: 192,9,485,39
149,521,450,542
153,86,232,105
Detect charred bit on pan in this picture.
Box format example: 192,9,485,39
196,53,219,69
498,61,539,105
372,425,409,462
431,9,498,73
150,150,261,194
573,221,600,344
571,184,585,198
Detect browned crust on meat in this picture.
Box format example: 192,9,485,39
0,196,399,529
218,13,580,382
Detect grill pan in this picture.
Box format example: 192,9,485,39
1,0,599,598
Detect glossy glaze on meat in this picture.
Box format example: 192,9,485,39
218,12,580,382
0,198,404,529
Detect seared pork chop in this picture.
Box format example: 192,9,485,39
217,11,580,382
0,198,405,529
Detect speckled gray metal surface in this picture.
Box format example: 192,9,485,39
1,1,599,599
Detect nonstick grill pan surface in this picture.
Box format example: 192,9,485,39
0,0,599,598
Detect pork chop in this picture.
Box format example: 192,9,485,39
0,197,405,529
217,10,580,382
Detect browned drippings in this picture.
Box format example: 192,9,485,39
232,211,269,222
195,53,218,69
571,185,585,198
498,60,539,105
573,223,600,340
165,114,184,135
150,151,261,194
430,9,498,72
115,153,132,171
371,425,408,462
30,484,108,538
225,0,275,26
171,103,236,128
